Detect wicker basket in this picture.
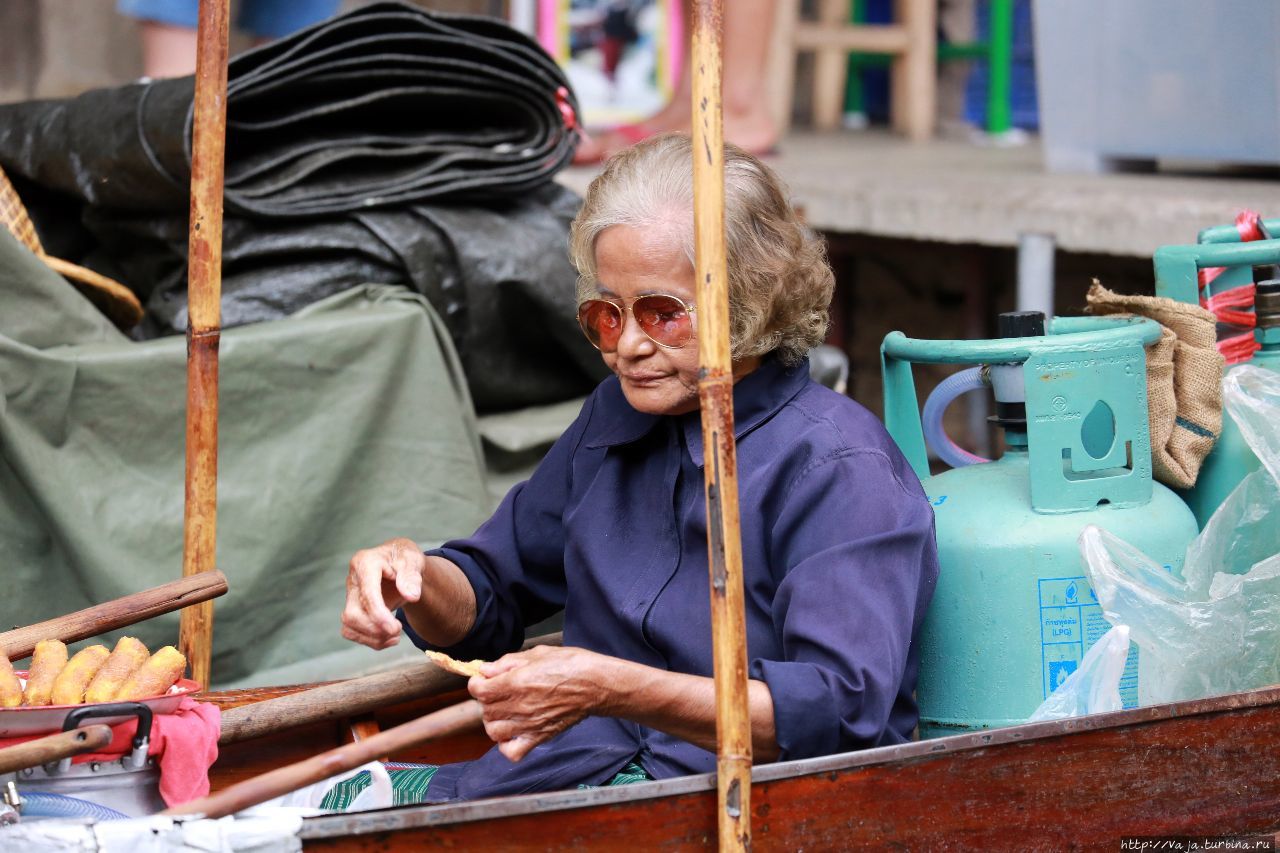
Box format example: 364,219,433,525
0,165,143,330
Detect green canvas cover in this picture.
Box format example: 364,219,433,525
0,228,493,688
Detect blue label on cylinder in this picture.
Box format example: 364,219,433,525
1038,576,1138,708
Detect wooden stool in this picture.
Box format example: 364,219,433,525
769,0,937,140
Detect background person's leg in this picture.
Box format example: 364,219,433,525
721,0,778,154
117,0,199,79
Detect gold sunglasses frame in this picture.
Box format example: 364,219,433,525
575,293,698,352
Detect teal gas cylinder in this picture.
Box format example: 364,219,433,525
881,313,1199,738
1154,232,1280,528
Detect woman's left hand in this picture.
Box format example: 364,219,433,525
468,645,619,762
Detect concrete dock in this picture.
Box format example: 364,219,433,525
561,130,1280,259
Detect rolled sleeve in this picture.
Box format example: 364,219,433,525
398,396,598,661
751,448,937,761
397,542,520,661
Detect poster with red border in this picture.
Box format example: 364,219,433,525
536,0,683,130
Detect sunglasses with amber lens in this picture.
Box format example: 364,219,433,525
576,294,697,353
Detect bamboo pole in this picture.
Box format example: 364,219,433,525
0,725,113,775
217,631,563,744
690,2,752,849
178,0,231,690
2,572,229,662
165,701,484,818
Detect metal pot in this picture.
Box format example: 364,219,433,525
2,703,165,819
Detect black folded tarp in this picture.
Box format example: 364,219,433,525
0,2,580,218
83,184,607,411
0,3,607,411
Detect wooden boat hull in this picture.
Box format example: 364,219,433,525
207,684,1280,850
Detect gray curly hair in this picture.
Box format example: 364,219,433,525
568,133,834,365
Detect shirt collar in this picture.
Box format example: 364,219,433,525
583,378,663,450
585,356,811,460
680,356,810,467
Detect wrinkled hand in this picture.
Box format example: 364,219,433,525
469,646,617,762
341,537,425,650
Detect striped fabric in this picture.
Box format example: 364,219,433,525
318,760,653,810
319,765,440,811
577,761,652,788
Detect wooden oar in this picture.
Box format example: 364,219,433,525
165,700,483,818
0,725,113,775
1,571,229,662
690,2,753,850
178,0,232,690
218,631,562,744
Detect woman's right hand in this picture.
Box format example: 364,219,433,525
341,537,426,650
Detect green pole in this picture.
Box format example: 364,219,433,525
985,0,1014,134
844,0,867,119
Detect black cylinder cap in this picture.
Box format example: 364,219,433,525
998,310,1046,339
1257,279,1280,327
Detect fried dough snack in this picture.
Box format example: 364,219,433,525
85,636,150,704
23,639,68,706
0,655,22,708
50,644,110,706
424,650,487,678
114,646,186,701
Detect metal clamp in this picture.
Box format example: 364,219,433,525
56,702,153,773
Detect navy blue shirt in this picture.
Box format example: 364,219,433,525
402,356,938,801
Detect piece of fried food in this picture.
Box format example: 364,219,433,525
0,655,22,708
23,639,69,706
50,644,111,706
84,636,150,704
114,646,187,701
424,649,487,678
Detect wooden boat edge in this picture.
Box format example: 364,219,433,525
293,682,1280,840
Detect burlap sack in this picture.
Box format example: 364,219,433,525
1085,281,1225,489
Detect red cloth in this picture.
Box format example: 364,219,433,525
0,697,220,807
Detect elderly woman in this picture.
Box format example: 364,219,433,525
341,134,938,801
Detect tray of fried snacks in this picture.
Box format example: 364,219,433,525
0,638,198,736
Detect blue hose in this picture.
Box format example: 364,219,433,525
922,367,990,468
19,792,130,821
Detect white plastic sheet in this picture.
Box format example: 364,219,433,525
1029,625,1131,721
1079,364,1280,706
0,813,304,852
250,762,393,813
0,763,391,849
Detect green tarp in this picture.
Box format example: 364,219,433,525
0,228,494,688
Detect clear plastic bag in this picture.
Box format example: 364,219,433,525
1029,625,1131,721
1078,364,1280,706
1225,362,1280,485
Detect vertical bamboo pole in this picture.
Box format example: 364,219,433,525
691,2,752,849
178,0,231,690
